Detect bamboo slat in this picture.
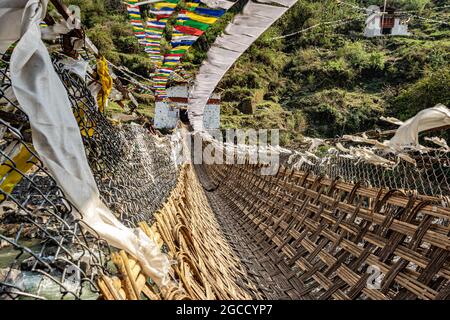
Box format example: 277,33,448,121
99,163,450,300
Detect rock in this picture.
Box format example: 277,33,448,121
20,256,39,270
0,268,21,282
238,97,256,114
2,224,20,237
0,201,18,220
0,239,12,249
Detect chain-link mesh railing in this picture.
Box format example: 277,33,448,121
285,145,450,200
0,52,112,300
52,56,178,227
0,51,179,299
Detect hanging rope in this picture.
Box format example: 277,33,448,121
411,14,450,26
267,16,364,41
396,4,450,14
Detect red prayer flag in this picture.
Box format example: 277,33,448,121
174,25,204,36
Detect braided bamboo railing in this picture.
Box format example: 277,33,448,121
201,163,450,300
101,162,450,300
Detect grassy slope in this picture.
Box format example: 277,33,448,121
187,0,450,145
63,0,449,145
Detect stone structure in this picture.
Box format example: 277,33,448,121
364,5,410,37
154,86,220,129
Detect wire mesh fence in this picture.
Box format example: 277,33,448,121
285,145,450,201
0,51,178,299
0,52,112,300
52,55,178,227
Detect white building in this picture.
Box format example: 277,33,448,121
364,5,410,37
154,86,220,129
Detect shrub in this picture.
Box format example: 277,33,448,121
115,36,141,54
390,43,449,81
87,25,115,53
118,53,154,77
288,89,384,137
221,88,253,102
238,97,255,114
337,41,386,72
325,58,354,83
134,93,155,105
392,67,450,119
220,71,262,90
363,0,430,11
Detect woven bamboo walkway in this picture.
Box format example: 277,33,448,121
100,163,450,300
99,165,257,299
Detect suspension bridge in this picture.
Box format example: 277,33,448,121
0,0,449,300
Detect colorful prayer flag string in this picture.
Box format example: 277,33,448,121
145,1,180,66
127,1,146,43
153,0,227,99
126,0,231,99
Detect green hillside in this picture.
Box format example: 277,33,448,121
61,0,450,145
